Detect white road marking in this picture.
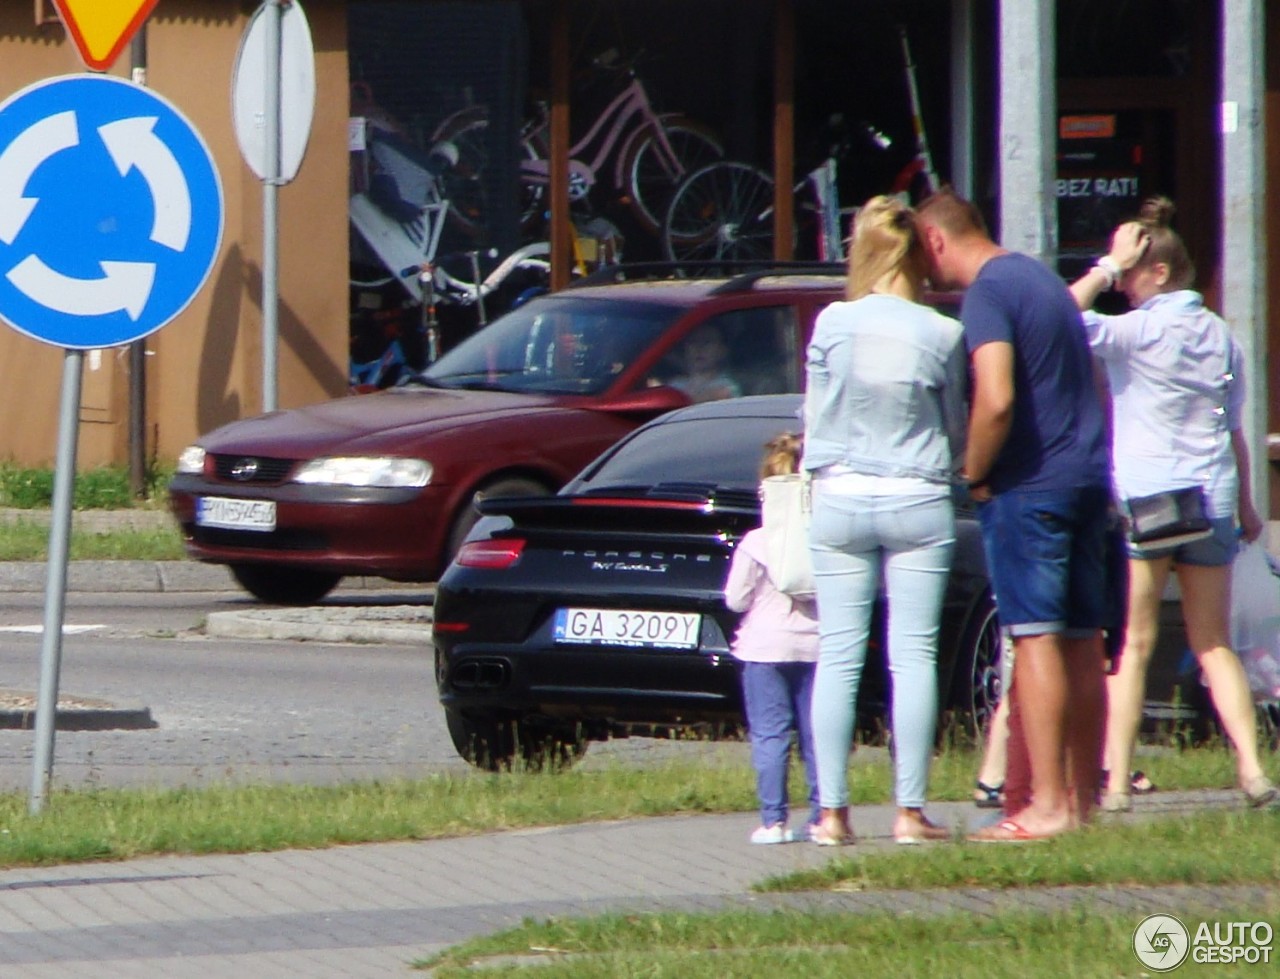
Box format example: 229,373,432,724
0,624,105,634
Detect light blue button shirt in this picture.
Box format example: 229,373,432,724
1082,290,1243,518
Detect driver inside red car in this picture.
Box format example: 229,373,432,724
669,323,741,403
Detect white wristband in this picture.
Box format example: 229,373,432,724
1094,255,1122,289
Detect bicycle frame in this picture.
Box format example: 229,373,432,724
349,149,450,302
807,159,844,262
519,75,684,196
754,160,847,260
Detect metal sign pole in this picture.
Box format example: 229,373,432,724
29,350,84,814
262,0,283,412
232,0,315,410
129,28,149,496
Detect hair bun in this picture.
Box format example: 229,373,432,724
1138,195,1176,228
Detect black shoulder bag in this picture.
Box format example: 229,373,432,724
1122,341,1232,548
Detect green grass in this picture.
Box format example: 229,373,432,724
760,808,1280,892
0,743,1257,871
0,463,174,510
0,519,184,561
0,462,183,560
417,904,1280,977
0,761,756,868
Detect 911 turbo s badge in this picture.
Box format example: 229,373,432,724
563,549,712,573
591,559,669,573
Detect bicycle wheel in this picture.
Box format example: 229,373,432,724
432,110,544,239
662,161,776,262
623,116,724,235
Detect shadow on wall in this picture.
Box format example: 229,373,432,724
198,247,349,434
198,243,244,435
243,263,348,402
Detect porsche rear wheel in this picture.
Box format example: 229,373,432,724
445,709,587,772
949,593,1002,739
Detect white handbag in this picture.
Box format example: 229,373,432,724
1229,541,1280,702
759,472,815,598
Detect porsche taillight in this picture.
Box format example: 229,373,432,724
455,538,526,569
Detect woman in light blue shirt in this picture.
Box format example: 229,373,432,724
1072,196,1274,811
802,195,967,845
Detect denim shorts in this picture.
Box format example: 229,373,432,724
1127,516,1238,566
976,485,1110,638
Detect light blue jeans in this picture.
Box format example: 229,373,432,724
809,487,954,809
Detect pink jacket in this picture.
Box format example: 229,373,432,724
723,528,820,663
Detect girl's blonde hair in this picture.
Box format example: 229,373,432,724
760,432,802,479
1135,195,1195,290
847,195,929,301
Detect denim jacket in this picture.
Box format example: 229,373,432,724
801,294,967,483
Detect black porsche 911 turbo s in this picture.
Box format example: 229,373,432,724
432,394,1000,770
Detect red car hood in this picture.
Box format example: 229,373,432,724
195,388,571,457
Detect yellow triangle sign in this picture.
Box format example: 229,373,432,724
53,0,159,72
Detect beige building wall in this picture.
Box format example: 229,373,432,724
0,1,350,469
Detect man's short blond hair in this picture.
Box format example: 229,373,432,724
915,187,989,238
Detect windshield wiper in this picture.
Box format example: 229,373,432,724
393,371,450,389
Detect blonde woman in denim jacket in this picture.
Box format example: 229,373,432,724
1071,197,1275,811
802,196,968,845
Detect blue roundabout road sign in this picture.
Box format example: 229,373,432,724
0,74,223,349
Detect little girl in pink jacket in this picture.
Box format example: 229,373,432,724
724,433,820,844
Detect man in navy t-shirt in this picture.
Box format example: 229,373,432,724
916,189,1109,841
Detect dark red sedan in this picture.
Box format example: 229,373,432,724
169,265,844,603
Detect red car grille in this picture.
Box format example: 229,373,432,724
210,455,297,484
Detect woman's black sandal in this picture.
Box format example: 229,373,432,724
973,780,1004,808
1099,770,1157,801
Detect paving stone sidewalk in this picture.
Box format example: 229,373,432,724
0,791,1274,977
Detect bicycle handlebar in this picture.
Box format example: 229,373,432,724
400,248,500,279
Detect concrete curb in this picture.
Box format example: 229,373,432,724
204,605,433,644
0,702,157,731
0,560,237,592
0,560,424,594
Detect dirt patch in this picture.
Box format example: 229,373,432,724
0,689,116,711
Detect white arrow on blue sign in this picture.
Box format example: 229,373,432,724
0,74,223,349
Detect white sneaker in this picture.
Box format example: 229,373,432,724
750,823,796,845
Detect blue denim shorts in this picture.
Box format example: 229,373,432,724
1127,516,1238,565
976,485,1110,638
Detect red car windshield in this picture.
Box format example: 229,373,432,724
422,295,681,395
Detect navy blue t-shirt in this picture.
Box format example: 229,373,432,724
960,252,1110,493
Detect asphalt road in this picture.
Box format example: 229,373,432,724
0,586,446,791
0,590,749,792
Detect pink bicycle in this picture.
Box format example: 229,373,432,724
432,49,724,239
